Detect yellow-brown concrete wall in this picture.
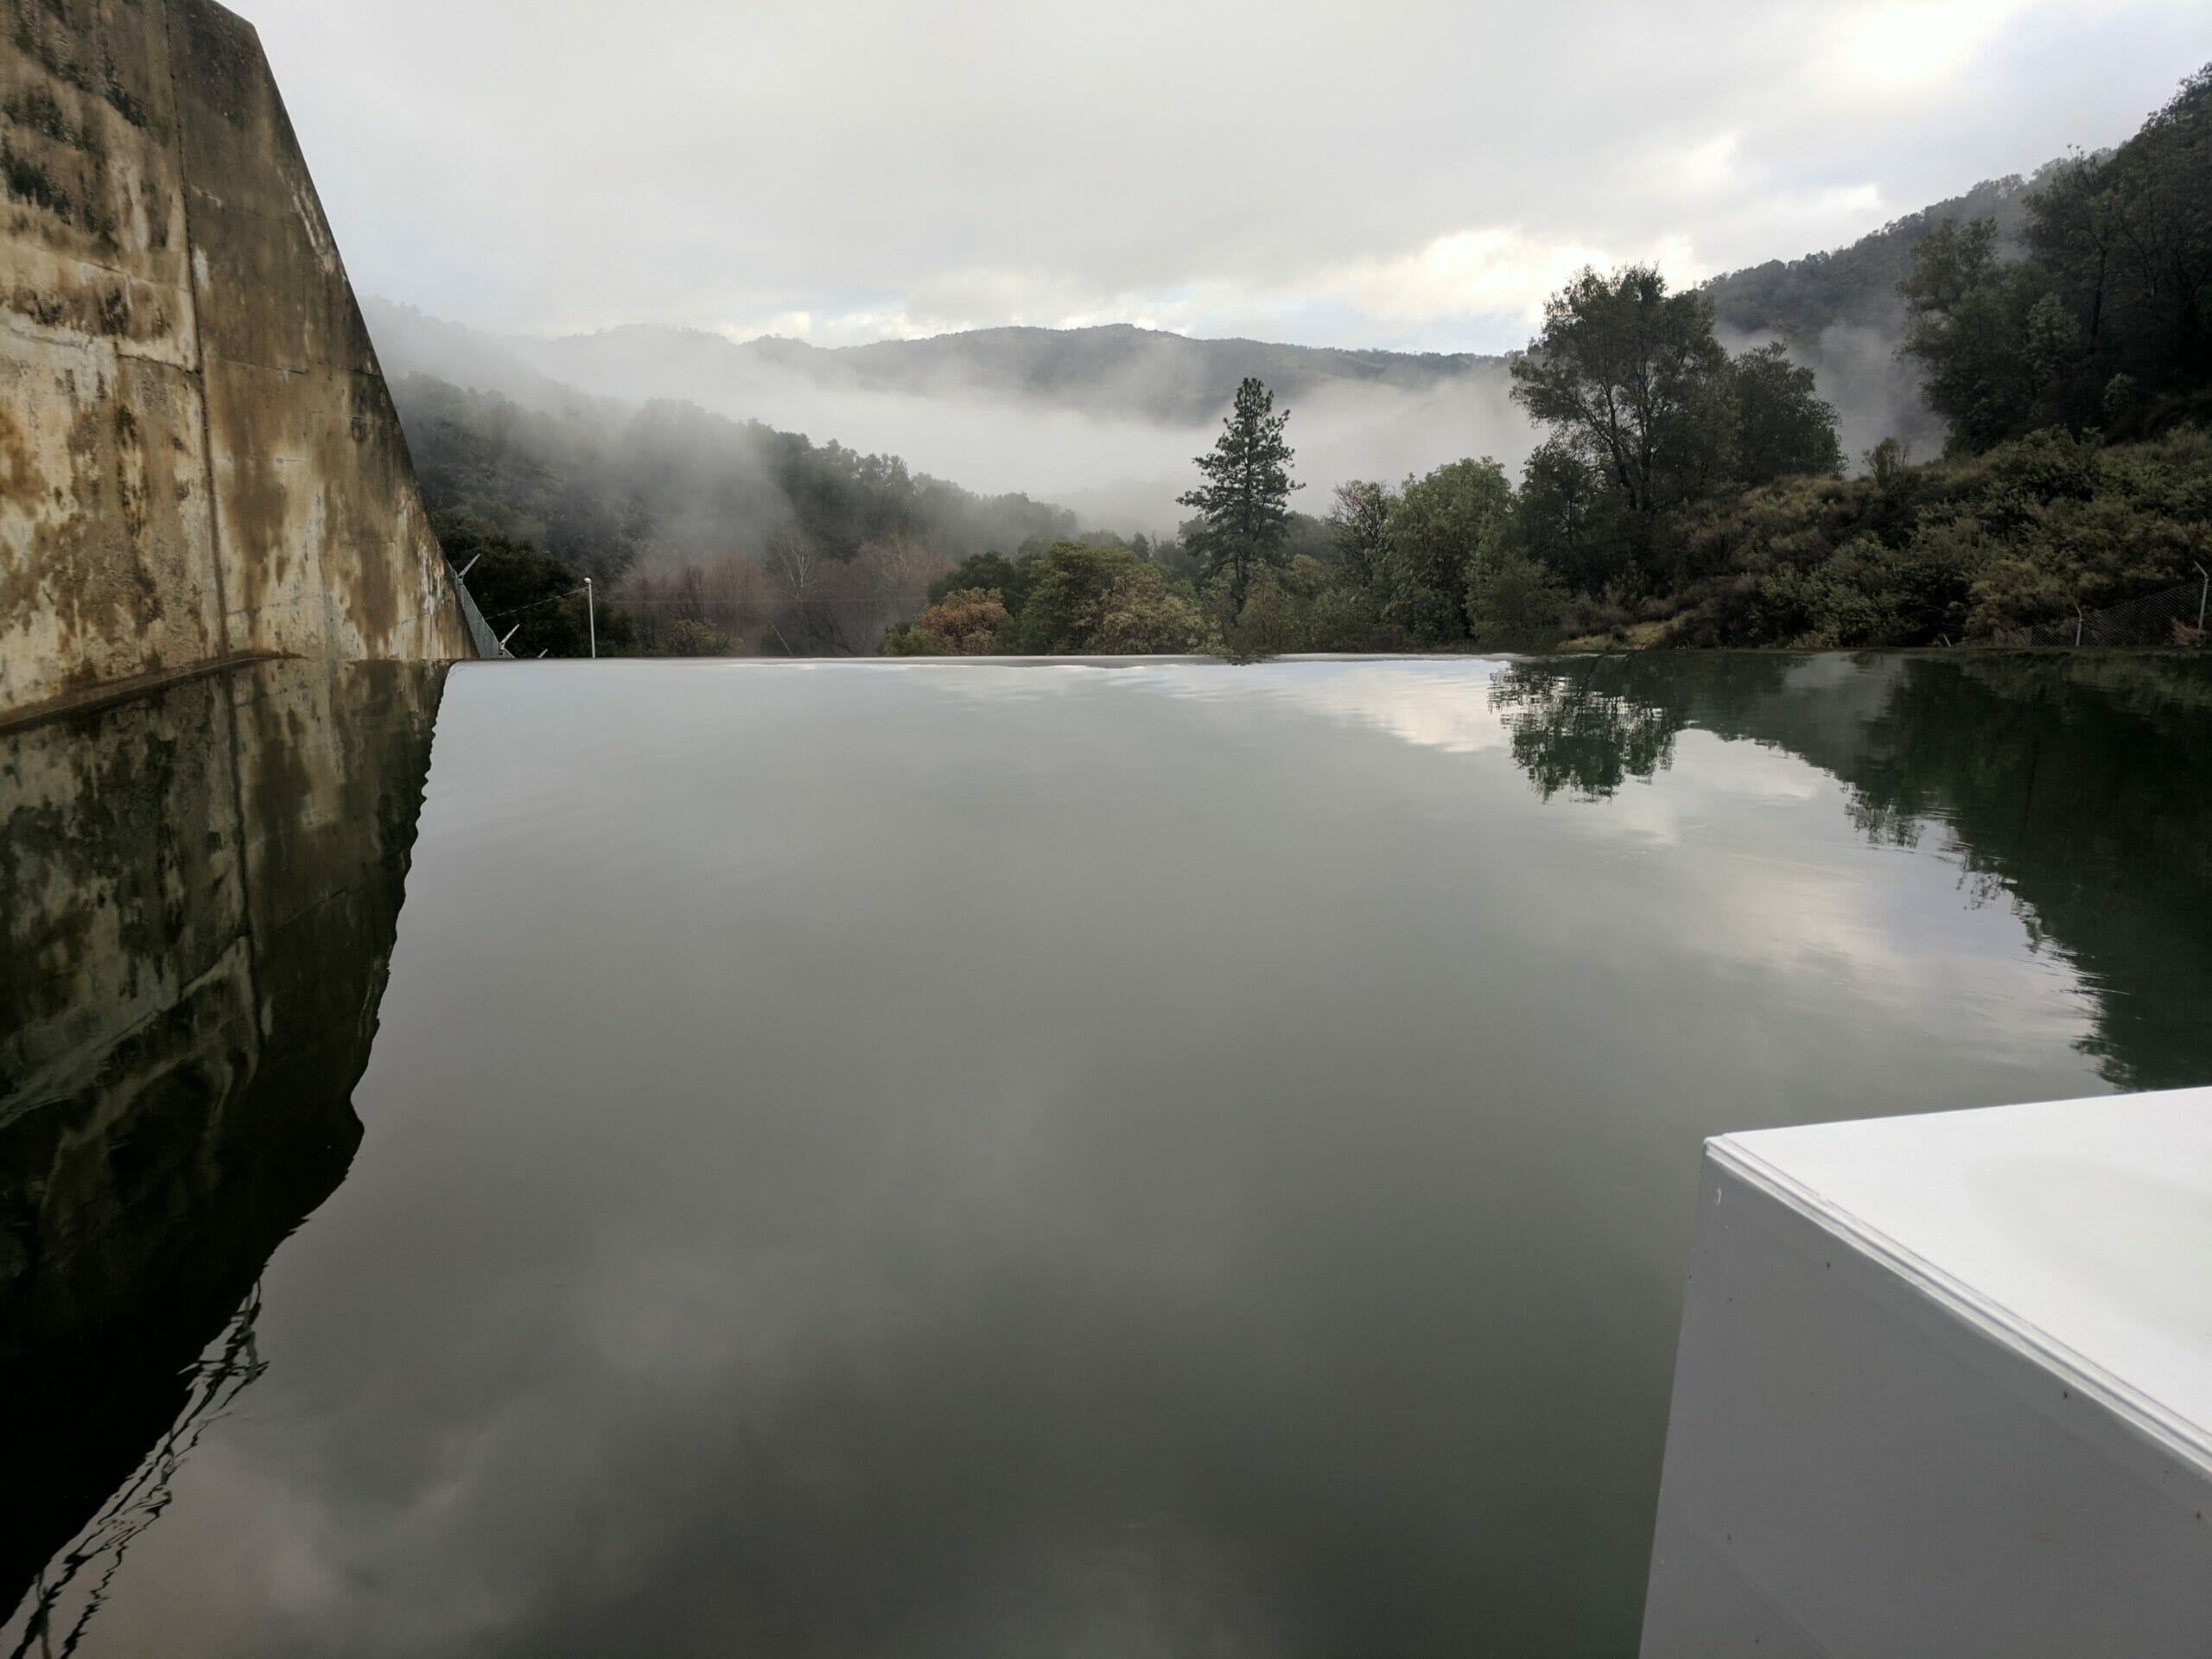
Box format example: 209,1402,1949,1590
0,0,470,721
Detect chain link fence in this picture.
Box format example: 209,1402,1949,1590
448,563,513,659
1980,572,2210,648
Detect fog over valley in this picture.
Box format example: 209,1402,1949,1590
364,302,1533,538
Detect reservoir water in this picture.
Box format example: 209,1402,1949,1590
5,652,2209,1656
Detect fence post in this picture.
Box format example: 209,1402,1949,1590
587,578,597,660
2075,604,2086,648
2196,563,2208,633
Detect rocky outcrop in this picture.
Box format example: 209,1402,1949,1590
0,0,470,721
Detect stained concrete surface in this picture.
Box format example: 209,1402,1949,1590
0,0,469,720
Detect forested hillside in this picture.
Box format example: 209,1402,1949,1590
1703,173,2041,342
396,378,1082,656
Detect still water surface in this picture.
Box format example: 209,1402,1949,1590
4,652,2209,1656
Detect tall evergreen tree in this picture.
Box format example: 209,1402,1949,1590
1179,377,1301,610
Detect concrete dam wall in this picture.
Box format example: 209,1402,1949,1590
0,0,471,721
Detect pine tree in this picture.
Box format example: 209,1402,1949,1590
1178,377,1301,611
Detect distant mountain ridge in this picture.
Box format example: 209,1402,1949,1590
504,320,1500,428
362,301,1528,529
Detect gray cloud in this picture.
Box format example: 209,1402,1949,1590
257,0,2205,350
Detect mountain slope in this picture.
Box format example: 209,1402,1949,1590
1702,171,2043,340
1700,166,2058,461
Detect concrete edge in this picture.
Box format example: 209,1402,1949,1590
1706,1134,2212,1478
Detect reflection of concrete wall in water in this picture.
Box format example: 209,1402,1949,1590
0,658,444,1626
0,0,471,721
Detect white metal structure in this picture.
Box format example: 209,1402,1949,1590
1642,1088,2212,1657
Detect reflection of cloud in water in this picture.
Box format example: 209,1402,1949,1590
893,657,2082,1046
1697,836,2094,1038
1156,659,1516,756
650,658,2090,1056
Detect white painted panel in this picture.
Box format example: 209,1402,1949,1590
1643,1089,2212,1659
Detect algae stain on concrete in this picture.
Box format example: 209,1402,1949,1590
0,0,471,721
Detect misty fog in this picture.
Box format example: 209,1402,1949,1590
368,299,1947,546
365,301,1540,539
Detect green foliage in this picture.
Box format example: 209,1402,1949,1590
1901,65,2212,452
1669,428,2212,646
1866,436,1911,488
1325,480,1392,588
662,618,732,657
1899,219,2059,449
1511,438,1628,595
1379,459,1514,645
1177,377,1302,610
1089,568,1209,655
1510,267,1733,522
929,551,1039,615
1508,264,1841,601
1730,344,1845,486
990,543,1206,655
1704,173,2038,340
884,588,1014,656
1466,550,1569,648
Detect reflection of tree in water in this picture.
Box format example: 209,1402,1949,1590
1488,654,1802,800
1487,657,1688,801
9,1290,267,1659
1492,651,2212,1090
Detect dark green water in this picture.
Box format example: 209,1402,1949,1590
4,652,2209,1656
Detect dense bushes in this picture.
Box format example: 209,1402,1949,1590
1663,429,2212,647
885,543,1207,656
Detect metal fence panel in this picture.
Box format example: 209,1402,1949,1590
449,565,512,659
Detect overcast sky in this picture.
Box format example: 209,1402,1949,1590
250,0,2206,353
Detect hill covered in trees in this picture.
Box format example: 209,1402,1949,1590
1699,172,2047,460
1704,174,2042,343
887,64,2212,659
395,378,1082,657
